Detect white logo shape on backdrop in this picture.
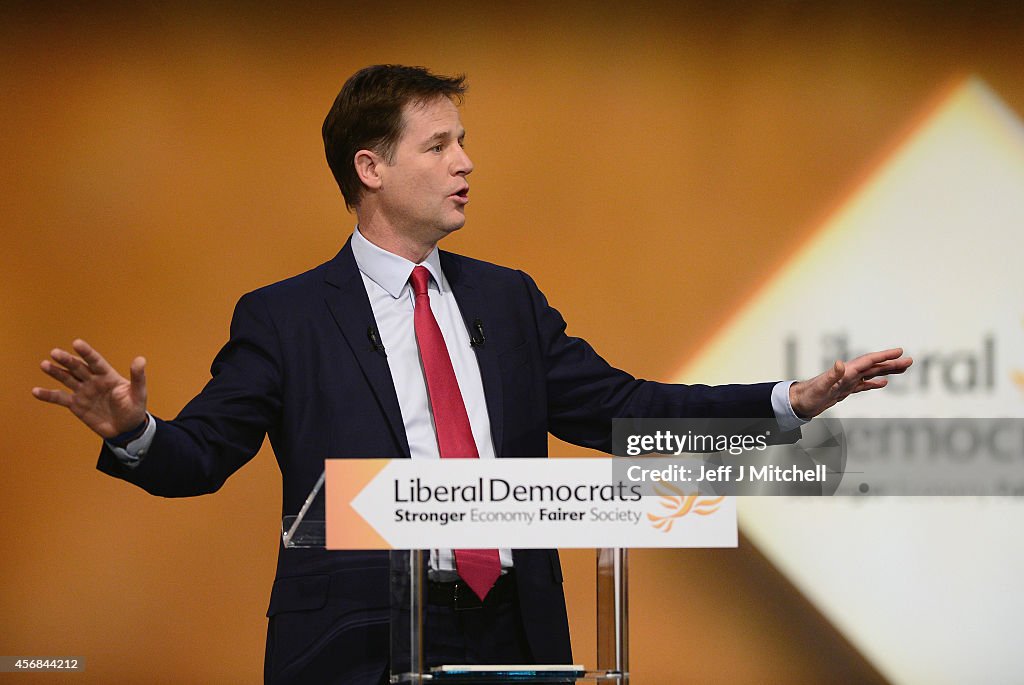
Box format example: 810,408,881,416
676,77,1024,685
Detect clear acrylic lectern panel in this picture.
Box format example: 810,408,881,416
282,517,629,684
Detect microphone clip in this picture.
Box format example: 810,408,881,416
367,326,387,357
469,319,485,348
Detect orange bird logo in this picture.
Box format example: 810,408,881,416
647,482,724,532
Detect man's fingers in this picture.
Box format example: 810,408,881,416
798,349,909,417
31,387,72,407
50,348,91,382
847,348,899,371
40,360,80,390
852,378,888,393
872,357,913,376
129,357,147,399
853,359,913,384
869,347,904,362
848,348,908,373
72,338,114,376
830,360,846,387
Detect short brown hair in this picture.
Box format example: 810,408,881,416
322,65,467,210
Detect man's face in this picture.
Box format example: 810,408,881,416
375,96,473,244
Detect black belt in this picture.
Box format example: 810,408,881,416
427,571,517,610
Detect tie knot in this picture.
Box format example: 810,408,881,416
410,265,431,297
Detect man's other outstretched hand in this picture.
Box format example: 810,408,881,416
789,347,912,419
32,339,148,439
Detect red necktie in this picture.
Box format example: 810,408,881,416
410,266,501,601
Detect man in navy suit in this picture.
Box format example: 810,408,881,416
33,65,911,683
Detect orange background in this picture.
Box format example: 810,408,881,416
4,2,1023,682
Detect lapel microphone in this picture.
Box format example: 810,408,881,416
470,319,486,347
367,326,386,356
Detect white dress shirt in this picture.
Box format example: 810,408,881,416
349,227,511,574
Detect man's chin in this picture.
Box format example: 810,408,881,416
438,218,466,236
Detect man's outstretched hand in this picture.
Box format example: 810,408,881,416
32,339,148,439
790,347,912,419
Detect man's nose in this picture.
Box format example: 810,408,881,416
454,147,474,176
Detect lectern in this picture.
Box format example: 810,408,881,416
279,453,743,683
283,473,630,684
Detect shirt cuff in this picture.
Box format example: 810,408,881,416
105,412,156,469
771,380,809,433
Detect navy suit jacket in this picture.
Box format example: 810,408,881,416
98,239,777,682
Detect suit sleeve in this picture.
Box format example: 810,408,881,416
96,291,283,497
517,270,777,453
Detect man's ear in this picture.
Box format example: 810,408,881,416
354,149,385,191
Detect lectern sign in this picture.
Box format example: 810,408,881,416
325,458,737,550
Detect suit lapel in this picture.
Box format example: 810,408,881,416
442,251,506,457
322,240,411,458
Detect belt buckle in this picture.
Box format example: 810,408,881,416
452,581,483,611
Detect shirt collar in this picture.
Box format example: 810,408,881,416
350,226,445,299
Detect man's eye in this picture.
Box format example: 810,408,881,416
431,144,443,153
